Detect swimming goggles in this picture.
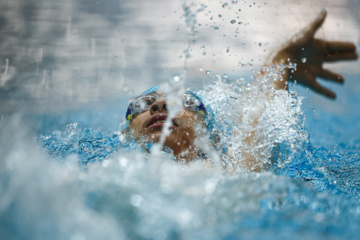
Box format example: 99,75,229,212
125,91,207,121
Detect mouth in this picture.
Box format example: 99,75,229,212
146,114,179,129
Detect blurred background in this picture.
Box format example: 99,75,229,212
0,0,359,146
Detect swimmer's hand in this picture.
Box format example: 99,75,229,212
269,10,358,99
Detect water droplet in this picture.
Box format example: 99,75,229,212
205,70,212,75
218,14,222,18
102,160,110,168
130,194,143,207
302,58,307,63
119,134,126,143
201,45,206,55
173,75,180,82
226,47,230,53
258,43,262,47
118,157,128,167
230,19,236,24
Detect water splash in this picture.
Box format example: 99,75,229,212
1,1,360,239
3,65,360,239
2,114,360,239
196,68,308,171
181,1,206,72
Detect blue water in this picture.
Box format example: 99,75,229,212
1,0,360,239
4,74,353,240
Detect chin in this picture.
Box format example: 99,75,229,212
147,125,178,142
145,129,196,161
149,132,162,143
148,131,177,144
146,126,194,153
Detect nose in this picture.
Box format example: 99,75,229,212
150,98,167,114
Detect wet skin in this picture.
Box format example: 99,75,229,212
128,93,204,160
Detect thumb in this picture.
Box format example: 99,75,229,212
306,10,327,37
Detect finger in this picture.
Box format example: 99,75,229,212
318,69,344,83
306,10,327,37
324,40,357,53
313,82,336,99
324,52,358,62
301,71,318,87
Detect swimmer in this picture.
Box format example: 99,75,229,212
124,88,208,161
122,11,358,169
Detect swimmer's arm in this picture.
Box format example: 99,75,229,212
257,10,358,99
239,11,357,172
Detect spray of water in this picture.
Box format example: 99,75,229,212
2,114,360,239
2,1,360,239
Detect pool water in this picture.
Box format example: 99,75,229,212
1,0,360,239
2,73,360,240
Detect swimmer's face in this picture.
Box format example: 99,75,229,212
127,92,205,160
